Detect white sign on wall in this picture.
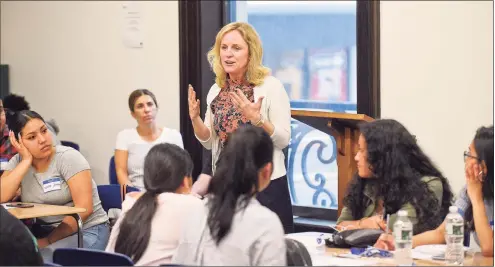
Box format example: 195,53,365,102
122,2,143,48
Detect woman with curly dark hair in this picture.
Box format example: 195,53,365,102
337,119,454,235
375,126,493,256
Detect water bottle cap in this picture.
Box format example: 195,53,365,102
449,206,458,213
398,210,408,216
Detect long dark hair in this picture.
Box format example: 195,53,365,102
464,126,494,231
128,89,158,112
114,143,193,262
7,110,45,141
207,125,274,244
3,94,31,111
343,119,454,234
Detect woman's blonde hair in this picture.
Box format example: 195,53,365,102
207,22,270,88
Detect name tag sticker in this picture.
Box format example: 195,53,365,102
0,158,8,171
42,177,62,193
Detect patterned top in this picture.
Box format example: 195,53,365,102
0,126,17,161
210,79,255,147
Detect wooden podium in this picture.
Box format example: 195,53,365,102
291,110,374,216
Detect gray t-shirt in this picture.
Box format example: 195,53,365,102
172,197,287,266
6,145,108,229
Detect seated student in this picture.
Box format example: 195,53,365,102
172,125,287,266
1,99,17,162
375,126,494,256
337,119,454,234
0,110,110,261
115,89,183,190
0,205,43,266
3,94,60,145
106,143,202,265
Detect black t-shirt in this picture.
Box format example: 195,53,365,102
0,206,43,265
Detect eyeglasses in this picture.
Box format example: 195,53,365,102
464,151,480,162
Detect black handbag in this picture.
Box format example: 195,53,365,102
325,229,384,248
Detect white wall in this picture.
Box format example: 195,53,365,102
1,1,180,184
381,1,493,193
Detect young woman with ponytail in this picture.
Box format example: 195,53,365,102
105,143,202,265
172,125,286,266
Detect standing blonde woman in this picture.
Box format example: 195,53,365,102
188,22,294,233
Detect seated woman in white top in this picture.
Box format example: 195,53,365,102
115,89,183,190
172,125,286,266
106,143,202,265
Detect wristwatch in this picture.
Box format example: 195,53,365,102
254,114,264,127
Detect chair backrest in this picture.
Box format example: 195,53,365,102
124,184,140,194
53,248,134,266
44,262,61,266
97,184,123,212
61,140,80,151
109,156,118,185
97,184,141,213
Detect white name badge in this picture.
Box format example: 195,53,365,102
0,158,8,171
43,177,62,193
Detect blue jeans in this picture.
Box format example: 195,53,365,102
38,222,110,262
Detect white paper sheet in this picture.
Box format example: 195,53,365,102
121,2,144,48
312,254,378,266
286,232,378,266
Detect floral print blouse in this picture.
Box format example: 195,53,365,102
210,79,255,147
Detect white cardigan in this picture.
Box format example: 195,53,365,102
196,76,291,180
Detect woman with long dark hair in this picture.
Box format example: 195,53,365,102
105,143,202,265
172,125,286,266
375,126,494,256
0,110,109,261
337,119,454,234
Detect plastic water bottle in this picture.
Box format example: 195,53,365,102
315,234,326,255
445,206,464,265
393,210,413,266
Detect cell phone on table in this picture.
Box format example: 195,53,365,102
6,203,34,208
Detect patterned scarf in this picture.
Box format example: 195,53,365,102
211,79,255,147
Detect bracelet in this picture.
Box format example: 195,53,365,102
254,114,264,127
